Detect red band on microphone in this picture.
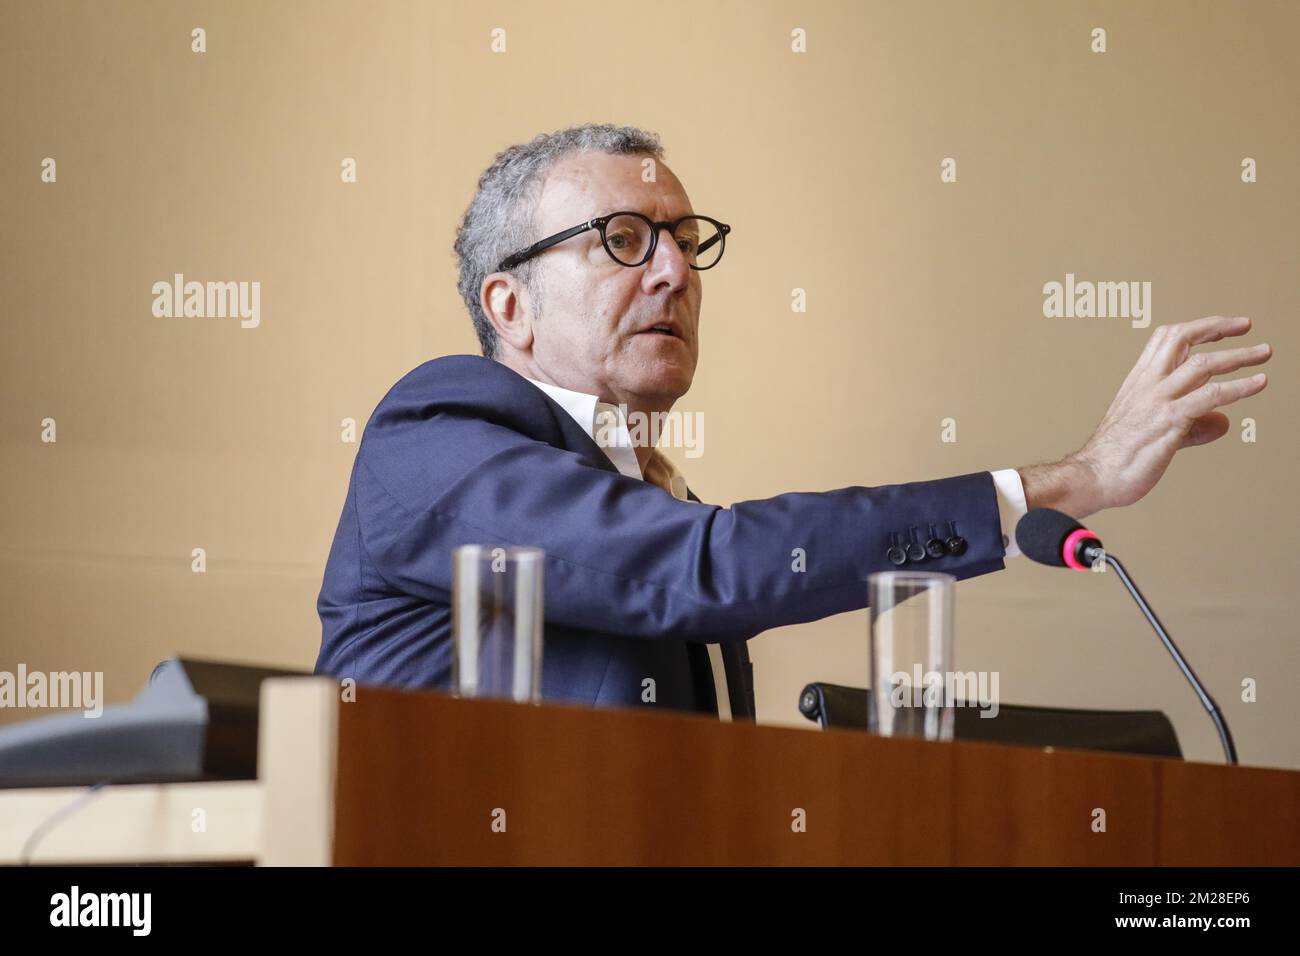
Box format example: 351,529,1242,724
1062,528,1100,570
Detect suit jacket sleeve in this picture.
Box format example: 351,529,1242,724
349,391,1009,644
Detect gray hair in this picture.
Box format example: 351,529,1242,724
453,123,666,358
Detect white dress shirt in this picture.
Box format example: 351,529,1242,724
524,377,1029,719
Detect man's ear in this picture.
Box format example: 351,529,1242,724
480,272,535,354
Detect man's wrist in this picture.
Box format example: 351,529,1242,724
1016,454,1104,520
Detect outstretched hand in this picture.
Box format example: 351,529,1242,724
1020,315,1272,519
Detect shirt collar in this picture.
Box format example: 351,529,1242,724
523,377,689,499
526,378,601,440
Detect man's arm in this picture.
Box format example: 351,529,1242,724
354,423,1008,644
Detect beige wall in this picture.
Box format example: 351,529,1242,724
2,0,1296,768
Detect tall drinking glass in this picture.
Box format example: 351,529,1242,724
868,570,955,740
452,545,544,703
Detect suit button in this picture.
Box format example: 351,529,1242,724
945,535,968,556
906,541,925,562
887,544,908,565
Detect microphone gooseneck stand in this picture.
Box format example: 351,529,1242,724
1097,549,1238,765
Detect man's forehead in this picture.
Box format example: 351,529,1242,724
536,151,693,224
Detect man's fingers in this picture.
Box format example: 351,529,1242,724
1164,341,1272,398
1152,315,1252,373
1174,371,1268,419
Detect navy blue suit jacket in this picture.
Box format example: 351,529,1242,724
315,355,1009,719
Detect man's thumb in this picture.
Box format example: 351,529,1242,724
1182,411,1231,448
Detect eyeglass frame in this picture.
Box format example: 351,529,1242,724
496,211,731,272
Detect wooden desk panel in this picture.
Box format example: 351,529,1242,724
332,688,1300,866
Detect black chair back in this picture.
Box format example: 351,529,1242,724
798,682,1182,759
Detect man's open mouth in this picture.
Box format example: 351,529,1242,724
638,322,683,339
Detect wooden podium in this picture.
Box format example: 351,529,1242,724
4,676,1298,865
312,679,1300,866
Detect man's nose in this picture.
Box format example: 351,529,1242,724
640,226,691,294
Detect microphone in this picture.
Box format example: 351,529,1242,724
1015,507,1106,570
1015,508,1238,765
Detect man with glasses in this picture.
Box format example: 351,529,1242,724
315,123,1270,722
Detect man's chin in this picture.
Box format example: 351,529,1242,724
625,366,695,405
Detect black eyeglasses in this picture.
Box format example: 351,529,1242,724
497,212,731,272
